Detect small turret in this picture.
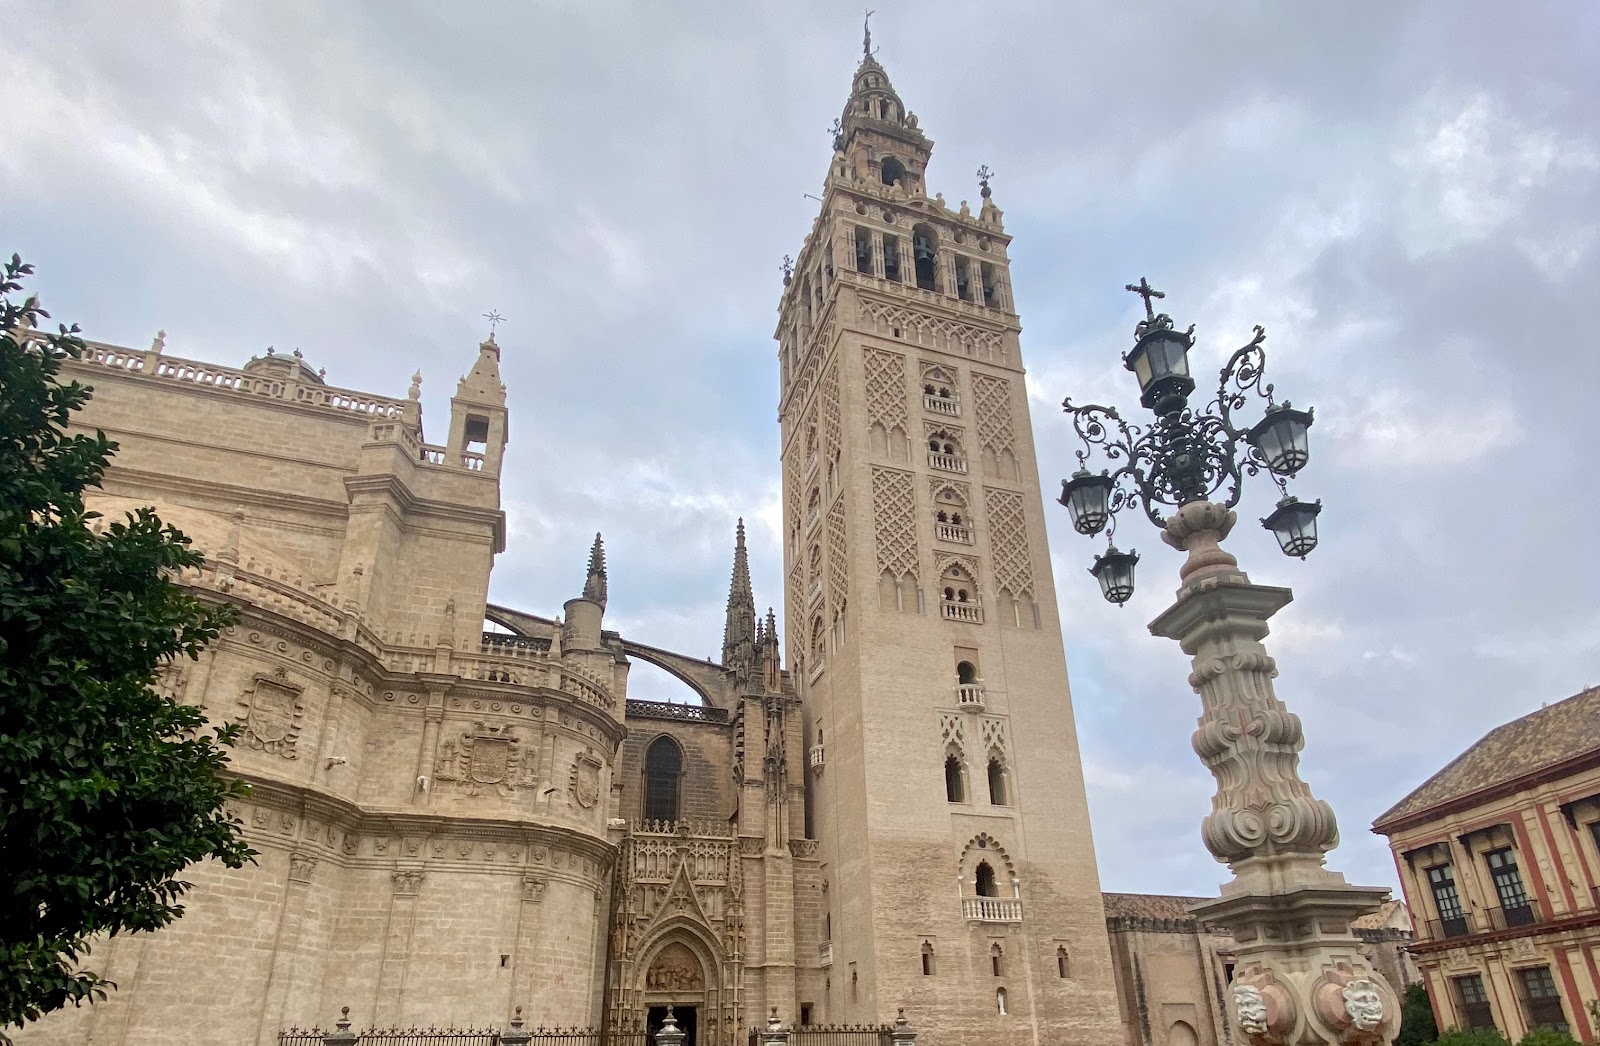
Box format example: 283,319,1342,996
445,332,509,475
563,533,607,650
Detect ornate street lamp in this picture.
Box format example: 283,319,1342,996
1056,281,1399,1046
1058,279,1319,604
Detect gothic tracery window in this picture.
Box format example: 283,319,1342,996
643,736,682,822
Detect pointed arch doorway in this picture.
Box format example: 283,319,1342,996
639,939,716,1046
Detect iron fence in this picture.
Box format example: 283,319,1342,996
788,1025,893,1046
280,1024,653,1046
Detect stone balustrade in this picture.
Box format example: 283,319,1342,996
955,683,985,710
934,521,972,544
941,599,983,623
928,452,967,474
962,897,1023,923
77,340,408,420
923,394,960,416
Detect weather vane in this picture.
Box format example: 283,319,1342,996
863,9,875,55
1124,277,1164,321
976,165,994,198
482,309,505,336
781,255,794,284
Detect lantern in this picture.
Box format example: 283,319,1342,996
1261,496,1322,559
1089,545,1139,606
1247,401,1314,476
1124,326,1194,415
1058,469,1115,536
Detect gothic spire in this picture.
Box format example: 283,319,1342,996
722,519,758,669
582,532,608,609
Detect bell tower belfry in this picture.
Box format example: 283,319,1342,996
775,29,1122,1046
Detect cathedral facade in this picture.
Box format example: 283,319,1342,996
16,39,1416,1046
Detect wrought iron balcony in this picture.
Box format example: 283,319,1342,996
1422,900,1542,942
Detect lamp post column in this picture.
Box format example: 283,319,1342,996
1149,501,1397,1046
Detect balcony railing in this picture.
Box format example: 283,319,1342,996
1422,900,1542,942
928,452,968,474
1522,996,1569,1034
962,897,1023,923
956,683,986,710
934,522,973,544
819,941,833,967
923,394,961,416
1460,1002,1495,1031
809,744,825,770
941,599,983,623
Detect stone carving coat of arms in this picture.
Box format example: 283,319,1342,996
237,667,305,758
570,748,603,809
436,721,531,797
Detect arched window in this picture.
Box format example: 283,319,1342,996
881,156,906,187
954,255,972,301
882,234,902,282
921,941,935,976
990,943,1004,977
643,737,682,822
988,757,1009,806
912,225,939,292
944,754,965,803
855,226,873,274
975,860,998,897
957,661,978,685
1057,947,1070,979
811,615,826,662
996,988,1008,1015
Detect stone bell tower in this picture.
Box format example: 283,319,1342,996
774,25,1122,1046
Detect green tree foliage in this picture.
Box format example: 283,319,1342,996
0,256,251,1035
1433,1029,1510,1046
1514,1029,1581,1046
1398,982,1441,1046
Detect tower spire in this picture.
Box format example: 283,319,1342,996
722,519,758,671
582,532,607,609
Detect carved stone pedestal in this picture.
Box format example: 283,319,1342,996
1148,502,1398,1046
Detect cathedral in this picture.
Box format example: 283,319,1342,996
16,34,1411,1046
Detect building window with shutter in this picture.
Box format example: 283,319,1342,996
1485,848,1536,927
1516,966,1568,1034
1453,974,1494,1030
1427,864,1469,937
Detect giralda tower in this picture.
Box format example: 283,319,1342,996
774,27,1123,1046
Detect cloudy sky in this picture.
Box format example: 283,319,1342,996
5,1,1599,899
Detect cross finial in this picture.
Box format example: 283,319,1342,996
482,309,505,338
1124,277,1165,320
781,255,794,284
863,9,875,55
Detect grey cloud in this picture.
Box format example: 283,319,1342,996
4,0,1597,898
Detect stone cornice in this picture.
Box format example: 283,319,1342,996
343,473,507,553
232,771,618,872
